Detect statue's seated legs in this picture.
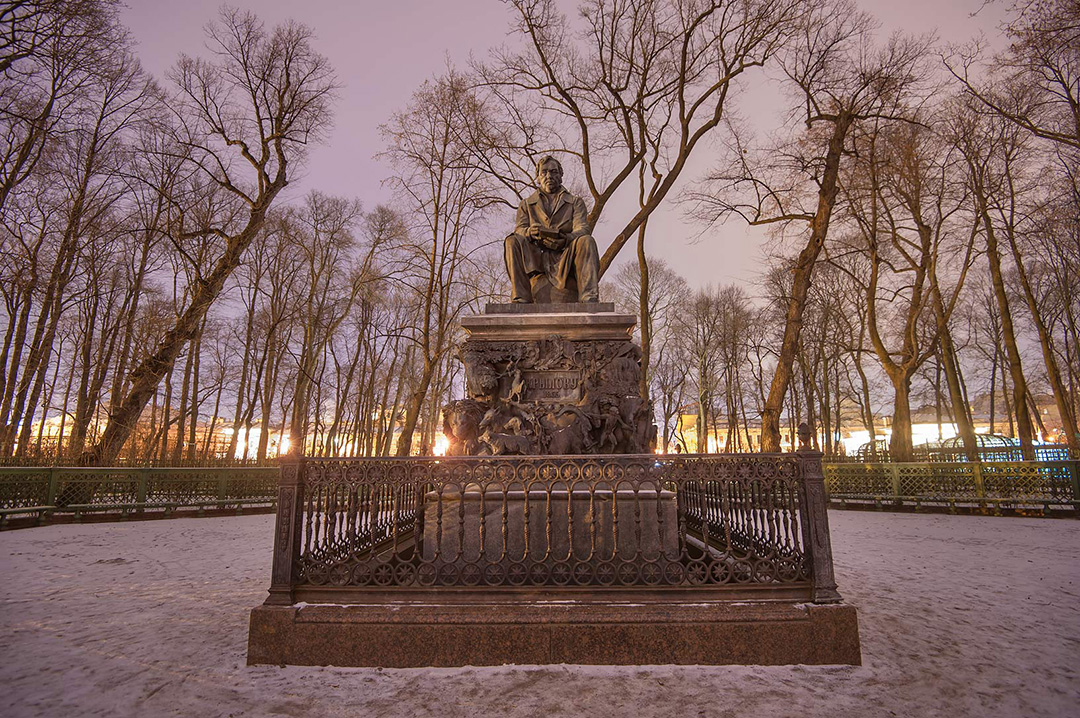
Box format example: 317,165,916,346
504,233,600,303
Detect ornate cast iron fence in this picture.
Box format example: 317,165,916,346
824,460,1080,513
0,467,279,527
266,451,841,604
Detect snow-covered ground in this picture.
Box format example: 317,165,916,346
1,511,1077,718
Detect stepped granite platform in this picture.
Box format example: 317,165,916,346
248,305,860,668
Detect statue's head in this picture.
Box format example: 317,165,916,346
536,155,563,194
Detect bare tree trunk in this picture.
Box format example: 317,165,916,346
158,368,173,463
1005,226,1080,456
854,351,876,444
637,220,651,401
67,299,98,458
981,207,1036,458
988,342,998,434
935,307,977,459
201,375,224,461
85,193,285,465
761,112,852,451
185,328,203,463
396,359,435,457
890,375,914,461
172,344,194,465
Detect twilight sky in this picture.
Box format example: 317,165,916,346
121,0,1008,292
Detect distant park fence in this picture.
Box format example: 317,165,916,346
0,466,279,529
4,458,1076,530
824,460,1080,516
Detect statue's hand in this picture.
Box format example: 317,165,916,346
540,232,568,251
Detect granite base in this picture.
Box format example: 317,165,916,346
247,598,861,667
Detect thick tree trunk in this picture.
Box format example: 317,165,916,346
395,359,435,457
1006,230,1080,456
83,192,283,466
637,221,651,402
889,374,914,462
981,208,1036,459
760,112,852,452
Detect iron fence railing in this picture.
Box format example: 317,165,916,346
824,460,1080,513
0,467,280,527
265,452,842,604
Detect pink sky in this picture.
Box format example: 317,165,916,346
121,0,1008,291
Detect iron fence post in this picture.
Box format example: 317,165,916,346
972,461,985,500
795,423,842,604
46,467,58,506
136,468,148,506
1070,459,1080,513
266,458,304,606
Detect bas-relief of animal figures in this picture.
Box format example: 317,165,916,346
479,416,534,456
449,333,656,456
541,407,595,455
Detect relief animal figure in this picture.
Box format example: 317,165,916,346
541,407,594,455
508,366,527,403
479,416,533,455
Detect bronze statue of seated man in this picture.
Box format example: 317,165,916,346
504,156,600,303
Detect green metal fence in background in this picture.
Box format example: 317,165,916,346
824,460,1080,515
3,460,1076,529
0,467,280,528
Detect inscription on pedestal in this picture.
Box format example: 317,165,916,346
522,370,580,401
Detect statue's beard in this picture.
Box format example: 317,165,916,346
540,179,561,194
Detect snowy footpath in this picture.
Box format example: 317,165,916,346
1,510,1078,718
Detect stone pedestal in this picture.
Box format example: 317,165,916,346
247,600,862,667
443,303,655,456
421,488,678,566
247,301,863,669
460,302,634,341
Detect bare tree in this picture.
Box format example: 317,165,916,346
948,0,1080,152
477,0,806,276
691,0,933,450
952,101,1040,457
83,9,337,464
840,120,974,460
0,0,125,213
286,192,367,457
380,70,497,455
0,35,155,457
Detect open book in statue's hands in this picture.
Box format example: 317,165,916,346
529,226,568,251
